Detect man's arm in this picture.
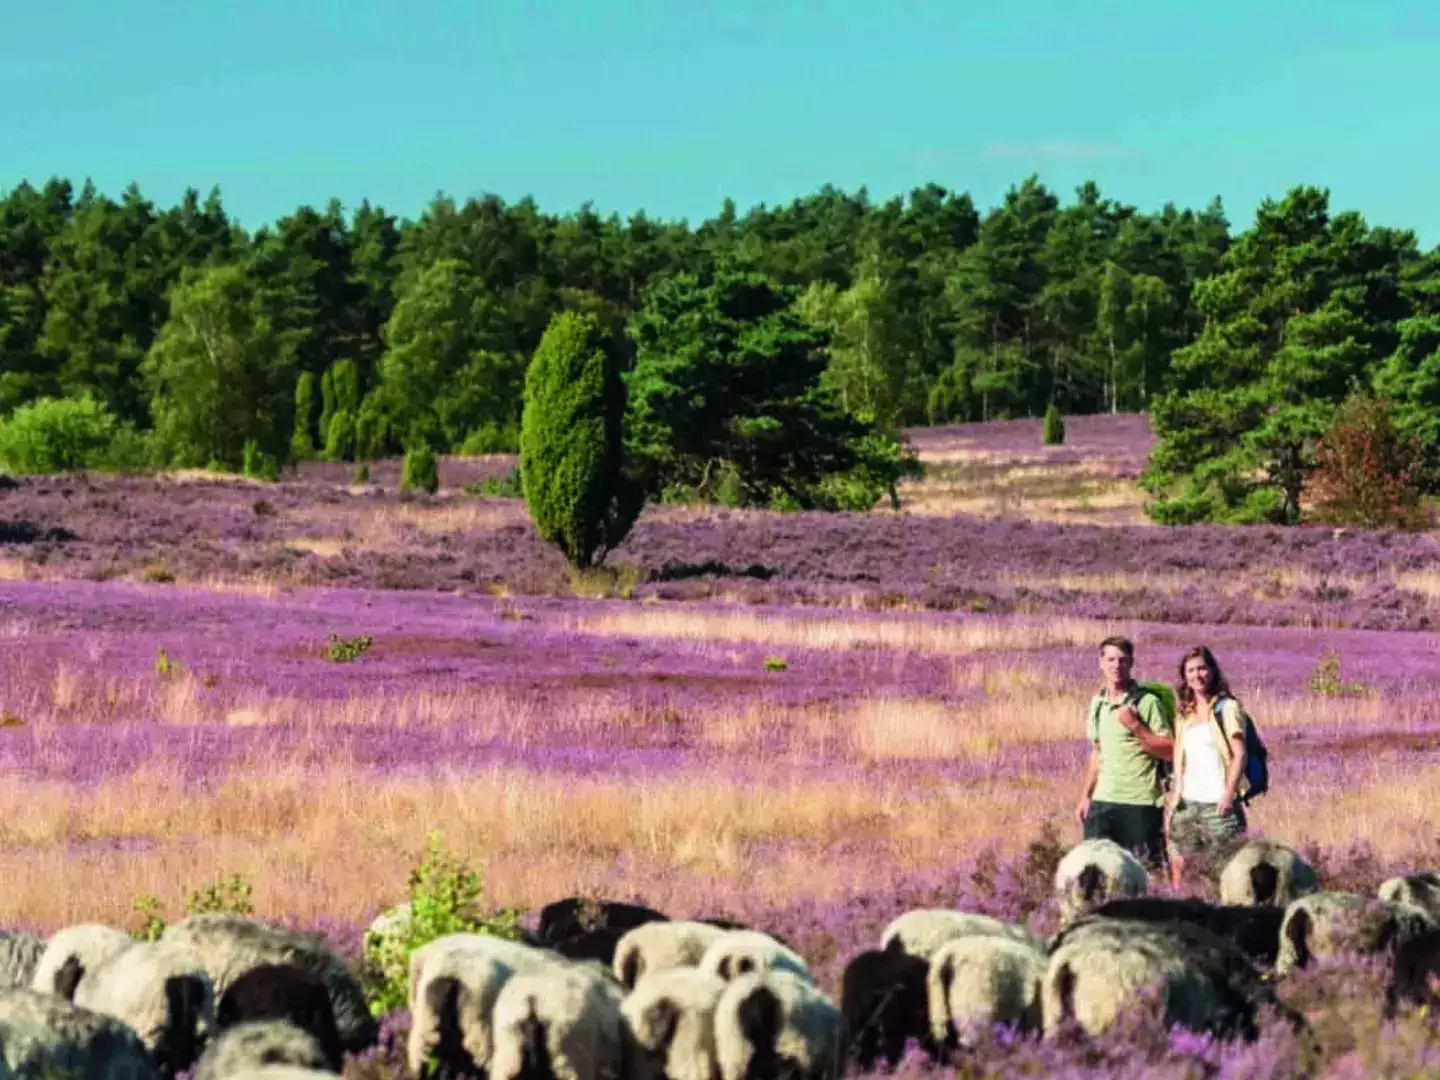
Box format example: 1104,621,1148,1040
1117,700,1174,761
1075,746,1100,824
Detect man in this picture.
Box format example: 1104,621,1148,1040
1074,635,1174,867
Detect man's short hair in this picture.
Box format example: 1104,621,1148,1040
1099,635,1134,659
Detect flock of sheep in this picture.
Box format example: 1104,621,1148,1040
0,836,1438,1080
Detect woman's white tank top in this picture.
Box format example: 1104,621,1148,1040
1181,719,1228,803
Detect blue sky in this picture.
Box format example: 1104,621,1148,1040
3,0,1438,243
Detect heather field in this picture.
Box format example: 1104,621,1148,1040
2,414,1439,1076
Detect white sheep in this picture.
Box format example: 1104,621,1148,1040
621,967,728,1080
71,941,215,1075
31,923,135,1000
0,985,157,1080
211,1066,339,1080
1218,841,1319,908
713,970,843,1080
406,932,564,1080
193,1019,335,1080
698,932,813,986
488,963,627,1080
159,915,374,1056
880,909,1038,961
1040,919,1265,1040
1053,840,1149,924
612,922,728,990
0,931,44,991
926,935,1046,1051
1378,873,1440,923
1275,892,1435,974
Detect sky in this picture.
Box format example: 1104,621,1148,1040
3,0,1439,244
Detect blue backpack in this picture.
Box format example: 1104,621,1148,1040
1216,698,1269,803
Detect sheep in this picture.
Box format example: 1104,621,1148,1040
838,949,930,1071
1053,840,1149,924
1378,872,1440,923
1040,917,1271,1041
621,967,727,1080
193,1020,335,1080
209,1067,338,1080
0,931,44,990
699,932,813,986
1384,928,1440,1018
488,964,627,1080
1090,897,1287,968
612,922,729,991
31,923,135,1000
214,964,344,1072
70,940,214,1076
0,985,157,1080
879,910,1038,962
713,970,844,1080
926,936,1046,1055
533,899,669,949
406,932,565,1080
1218,841,1319,908
159,915,375,1056
1275,892,1435,974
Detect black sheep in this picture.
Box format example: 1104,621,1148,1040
840,948,933,1070
533,897,669,948
1385,929,1440,1017
216,962,345,1071
1091,897,1287,967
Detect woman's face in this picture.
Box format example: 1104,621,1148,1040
1184,655,1212,694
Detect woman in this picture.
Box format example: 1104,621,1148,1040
1164,645,1250,889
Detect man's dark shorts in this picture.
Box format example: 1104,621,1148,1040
1083,800,1165,867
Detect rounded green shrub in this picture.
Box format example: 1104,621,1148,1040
520,311,641,569
1043,403,1066,445
402,444,439,493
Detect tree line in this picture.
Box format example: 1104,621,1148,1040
1,174,1437,527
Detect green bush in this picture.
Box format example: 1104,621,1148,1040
325,409,356,462
291,371,318,460
0,395,124,474
1042,404,1065,445
352,462,371,484
242,439,279,481
521,312,641,569
362,831,523,1016
402,444,439,493
327,633,372,663
464,467,522,498
459,422,520,455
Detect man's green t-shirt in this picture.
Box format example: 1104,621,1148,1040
1086,686,1173,807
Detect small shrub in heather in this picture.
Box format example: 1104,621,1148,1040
401,444,439,493
327,632,372,663
242,439,279,481
362,830,523,1016
1308,648,1368,697
1042,403,1066,445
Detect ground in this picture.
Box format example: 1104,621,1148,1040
0,413,1435,1077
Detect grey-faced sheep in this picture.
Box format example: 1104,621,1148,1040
70,941,214,1077
488,964,627,1080
622,967,727,1080
1090,897,1287,968
1218,841,1319,908
1378,873,1440,923
0,931,44,991
215,963,344,1072
699,932,812,986
1275,892,1435,974
879,910,1038,962
0,985,157,1080
838,949,930,1071
31,923,134,1000
612,922,729,991
193,1020,335,1080
713,970,843,1080
159,915,375,1057
927,936,1045,1056
406,932,564,1080
1041,918,1271,1041
1053,840,1149,924
1385,928,1440,1018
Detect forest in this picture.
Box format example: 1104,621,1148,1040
1,173,1438,524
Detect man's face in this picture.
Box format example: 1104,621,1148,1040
1100,645,1133,688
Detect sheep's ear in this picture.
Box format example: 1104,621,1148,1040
1054,962,1077,1022
1078,865,1106,905
717,957,733,982
646,998,681,1052
736,985,781,1051
621,950,643,991
54,956,85,1000
1250,863,1279,906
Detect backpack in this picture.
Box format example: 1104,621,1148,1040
1089,682,1176,791
1214,697,1270,804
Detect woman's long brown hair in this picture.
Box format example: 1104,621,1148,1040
1176,645,1231,716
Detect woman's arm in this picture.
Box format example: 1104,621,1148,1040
1165,724,1187,820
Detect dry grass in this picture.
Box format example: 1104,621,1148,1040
571,606,1118,656
895,456,1151,525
